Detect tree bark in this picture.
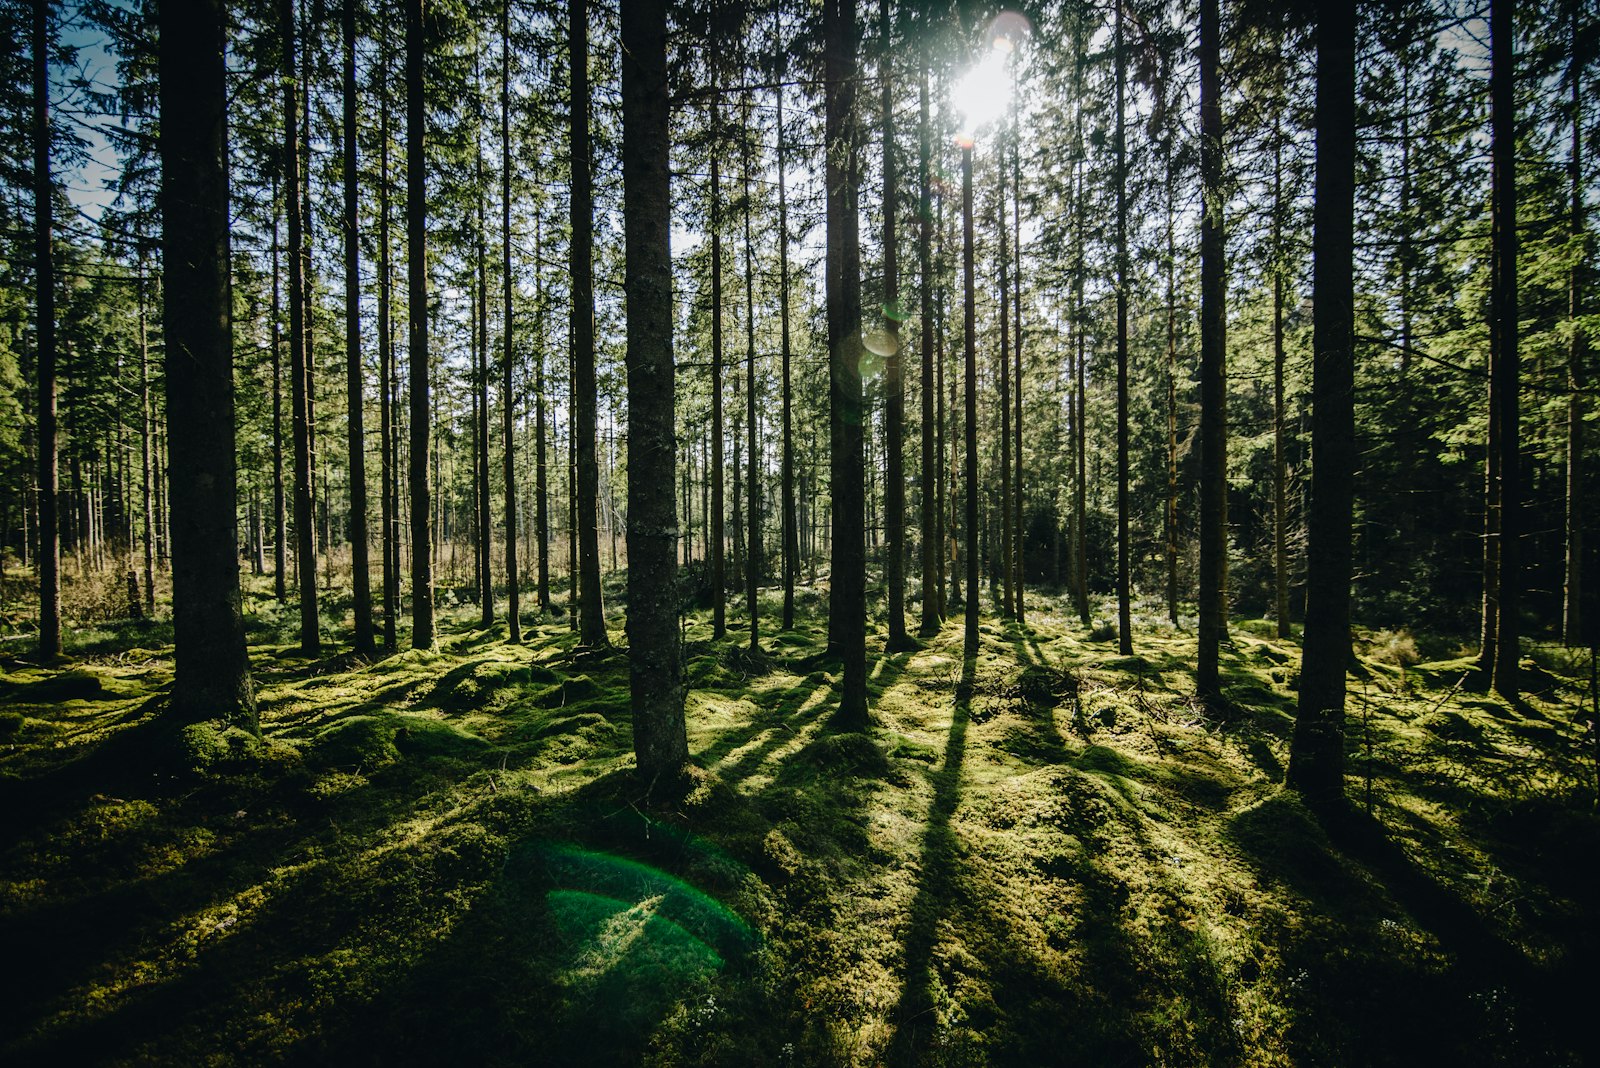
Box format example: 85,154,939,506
1197,0,1227,707
742,92,762,651
502,0,521,643
1565,0,1585,647
406,0,435,649
881,0,908,649
159,0,257,730
283,0,319,654
917,41,939,638
377,41,398,649
997,135,1013,620
777,54,798,633
570,0,607,648
826,0,869,722
475,122,494,629
710,91,727,640
962,142,980,659
1490,0,1520,699
1114,0,1132,655
343,0,374,653
34,0,60,660
1012,97,1025,627
1288,0,1355,809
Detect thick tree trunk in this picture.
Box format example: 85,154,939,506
570,0,607,648
502,0,521,643
1288,0,1355,809
1012,105,1025,627
535,217,551,612
1490,0,1520,699
826,0,869,722
1197,0,1227,708
138,253,156,614
159,0,257,730
342,0,374,653
1164,141,1179,628
1272,112,1290,640
270,178,288,605
620,0,686,793
475,128,494,630
406,0,435,648
34,0,60,660
881,0,908,649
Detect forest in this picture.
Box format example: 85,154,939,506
1,0,1597,1062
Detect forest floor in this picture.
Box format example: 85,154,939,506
0,579,1597,1066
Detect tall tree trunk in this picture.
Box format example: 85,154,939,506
826,0,869,722
997,137,1013,620
378,42,398,650
283,0,319,654
159,0,257,730
33,0,60,659
620,0,686,793
570,0,607,647
1114,0,1132,655
1164,138,1180,627
502,0,521,643
475,124,494,629
710,92,727,640
1197,0,1227,707
917,40,939,637
1272,110,1290,640
138,251,156,614
271,178,288,604
777,48,798,633
1072,62,1089,626
1565,0,1585,647
961,140,980,658
406,0,435,649
535,214,551,611
742,91,762,651
1012,97,1025,627
881,0,909,649
343,0,374,652
1288,0,1355,808
1490,0,1520,698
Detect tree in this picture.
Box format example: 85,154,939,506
1114,0,1133,656
283,0,319,655
570,0,607,649
1565,0,1586,647
407,0,435,649
916,32,939,639
1489,0,1520,699
777,22,798,633
342,0,373,653
1288,0,1355,809
826,0,868,723
33,0,60,660
620,0,686,793
1196,0,1226,708
501,0,521,644
881,0,909,650
159,0,257,730
709,89,727,641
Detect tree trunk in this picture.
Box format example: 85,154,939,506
283,0,320,654
570,0,607,648
159,0,257,730
742,91,762,651
1164,139,1180,627
406,0,435,649
378,41,398,650
917,43,939,637
826,0,869,722
1565,0,1585,647
1012,100,1025,627
777,54,798,633
342,0,374,652
138,251,156,614
475,123,494,629
1114,0,1132,655
1288,0,1355,809
961,142,980,658
621,0,687,792
502,0,521,643
997,137,1013,620
33,0,60,659
881,0,908,649
710,91,727,641
270,177,288,605
1272,112,1290,640
1197,0,1227,708
536,214,551,612
1490,0,1520,698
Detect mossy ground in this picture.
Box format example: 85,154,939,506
1,580,1596,1066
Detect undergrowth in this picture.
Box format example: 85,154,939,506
0,580,1595,1066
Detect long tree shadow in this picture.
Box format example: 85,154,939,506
885,655,974,1064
